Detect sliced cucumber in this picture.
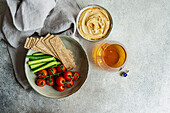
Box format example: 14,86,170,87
30,62,46,69
28,57,55,65
26,55,52,60
32,61,61,73
32,52,46,56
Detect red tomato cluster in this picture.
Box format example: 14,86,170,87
35,64,80,92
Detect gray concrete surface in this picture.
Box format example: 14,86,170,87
0,0,170,113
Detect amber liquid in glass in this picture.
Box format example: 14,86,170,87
103,44,120,67
94,43,127,70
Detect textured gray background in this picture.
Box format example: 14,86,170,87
0,0,170,113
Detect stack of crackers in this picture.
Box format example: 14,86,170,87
24,33,76,69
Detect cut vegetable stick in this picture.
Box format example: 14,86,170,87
32,52,46,56
32,61,61,73
28,57,56,65
26,55,52,60
30,62,46,69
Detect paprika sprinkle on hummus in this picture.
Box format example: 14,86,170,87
78,7,112,40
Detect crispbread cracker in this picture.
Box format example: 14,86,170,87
27,37,34,49
40,34,58,58
44,35,60,59
42,33,51,41
30,38,43,52
41,33,51,48
33,38,40,46
32,38,38,46
30,38,49,53
43,35,55,54
30,37,36,48
26,38,32,49
48,36,61,59
29,37,36,50
67,50,72,54
24,34,75,68
35,37,54,56
31,38,39,48
24,37,30,48
49,36,76,69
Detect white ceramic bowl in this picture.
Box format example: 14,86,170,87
76,5,113,41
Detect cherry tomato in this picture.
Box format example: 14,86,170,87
53,73,63,79
46,77,54,86
72,72,80,81
66,80,74,88
48,67,57,75
52,75,57,80
38,70,48,78
63,71,72,81
36,79,46,87
56,85,65,92
56,76,65,86
57,64,66,73
58,74,63,77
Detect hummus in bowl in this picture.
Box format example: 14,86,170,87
77,5,113,41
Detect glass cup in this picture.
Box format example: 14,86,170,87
93,41,127,71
